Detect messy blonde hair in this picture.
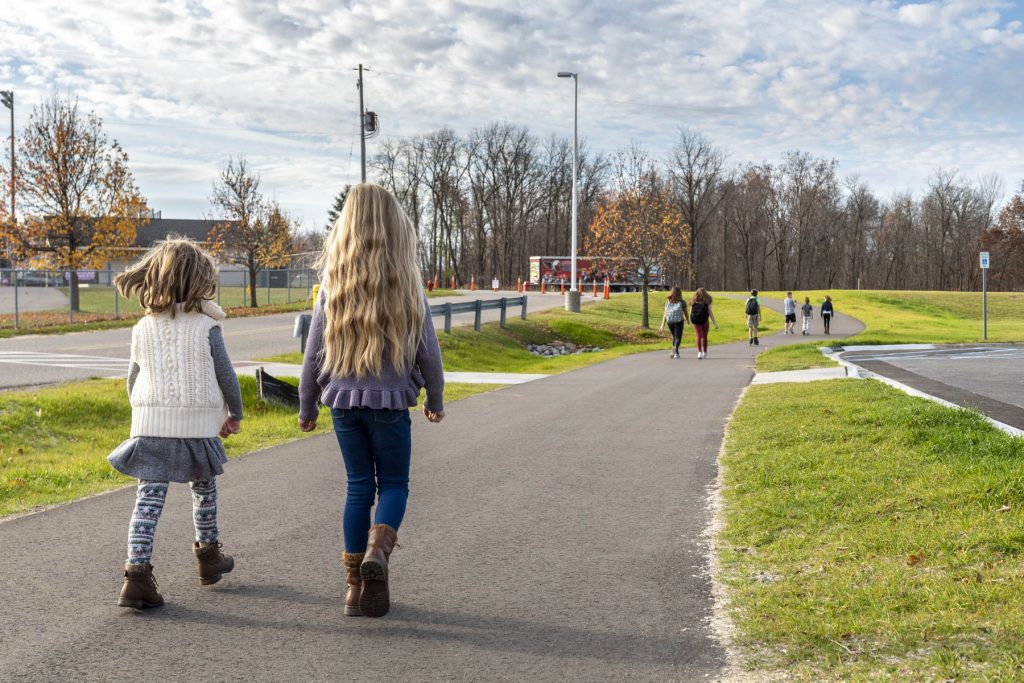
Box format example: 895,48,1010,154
114,237,218,317
690,287,713,305
316,183,425,378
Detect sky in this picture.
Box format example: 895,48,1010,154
2,0,1023,230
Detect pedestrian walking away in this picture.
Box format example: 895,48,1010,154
801,296,813,335
783,291,797,334
689,287,719,359
821,295,834,334
745,289,761,346
107,238,242,610
299,183,446,619
658,286,689,359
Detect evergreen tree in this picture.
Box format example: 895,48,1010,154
326,184,351,229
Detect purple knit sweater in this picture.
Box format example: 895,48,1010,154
298,292,445,421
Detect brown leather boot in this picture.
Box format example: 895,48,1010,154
117,563,164,609
193,541,235,585
359,524,398,617
342,552,364,616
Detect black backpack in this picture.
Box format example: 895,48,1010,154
690,302,709,325
745,297,760,315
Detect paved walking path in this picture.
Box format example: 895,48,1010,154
232,361,550,385
0,306,864,682
0,285,68,314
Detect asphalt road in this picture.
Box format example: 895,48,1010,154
0,291,570,391
0,306,863,682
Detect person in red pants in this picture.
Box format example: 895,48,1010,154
689,288,719,359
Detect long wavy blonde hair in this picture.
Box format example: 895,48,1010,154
316,183,425,378
114,237,218,317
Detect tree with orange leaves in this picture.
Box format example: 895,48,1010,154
586,168,689,328
1,93,149,309
207,156,295,307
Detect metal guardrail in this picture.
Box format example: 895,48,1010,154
294,295,529,353
431,295,528,333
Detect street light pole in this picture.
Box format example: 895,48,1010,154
1,90,13,269
357,64,367,183
557,71,580,313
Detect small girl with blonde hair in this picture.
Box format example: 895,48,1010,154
109,238,242,609
299,183,445,618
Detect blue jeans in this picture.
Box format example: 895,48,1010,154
331,407,412,553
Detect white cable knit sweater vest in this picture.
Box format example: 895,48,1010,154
129,302,227,438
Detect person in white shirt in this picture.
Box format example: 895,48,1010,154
783,292,797,335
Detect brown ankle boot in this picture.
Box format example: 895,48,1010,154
359,524,398,618
117,563,164,609
342,552,364,616
193,541,234,585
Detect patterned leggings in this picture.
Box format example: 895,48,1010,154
127,479,219,565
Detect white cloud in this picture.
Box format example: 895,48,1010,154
0,0,1023,225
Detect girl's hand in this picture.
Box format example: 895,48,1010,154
658,324,664,333
424,408,445,423
298,418,317,432
714,324,720,330
219,419,241,438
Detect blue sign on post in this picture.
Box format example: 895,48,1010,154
980,251,990,339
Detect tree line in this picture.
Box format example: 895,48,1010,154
366,125,1024,292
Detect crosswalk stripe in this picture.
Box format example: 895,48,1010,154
0,351,130,374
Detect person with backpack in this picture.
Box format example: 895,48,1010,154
745,290,761,346
783,292,797,334
801,296,813,335
658,286,689,359
689,288,719,359
821,295,834,334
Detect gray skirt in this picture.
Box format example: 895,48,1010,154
108,437,227,483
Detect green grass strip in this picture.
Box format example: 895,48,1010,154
720,379,1024,681
0,377,495,518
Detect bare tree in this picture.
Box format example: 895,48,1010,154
208,156,294,307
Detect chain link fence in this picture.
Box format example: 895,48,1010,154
0,268,320,332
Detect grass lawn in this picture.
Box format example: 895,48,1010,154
755,342,839,373
264,292,783,374
758,290,1024,344
0,377,496,519
720,379,1024,681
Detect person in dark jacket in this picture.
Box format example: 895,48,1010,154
821,295,834,334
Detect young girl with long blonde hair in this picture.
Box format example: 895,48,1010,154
298,183,445,618
109,238,242,609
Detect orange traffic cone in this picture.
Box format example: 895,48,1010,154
592,280,598,297
603,278,611,299
560,278,565,294
451,274,456,289
470,275,476,291
517,277,522,293
541,279,546,294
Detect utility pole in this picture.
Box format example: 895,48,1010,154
557,71,579,312
1,90,13,269
357,64,366,183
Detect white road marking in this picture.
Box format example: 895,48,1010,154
0,351,129,374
